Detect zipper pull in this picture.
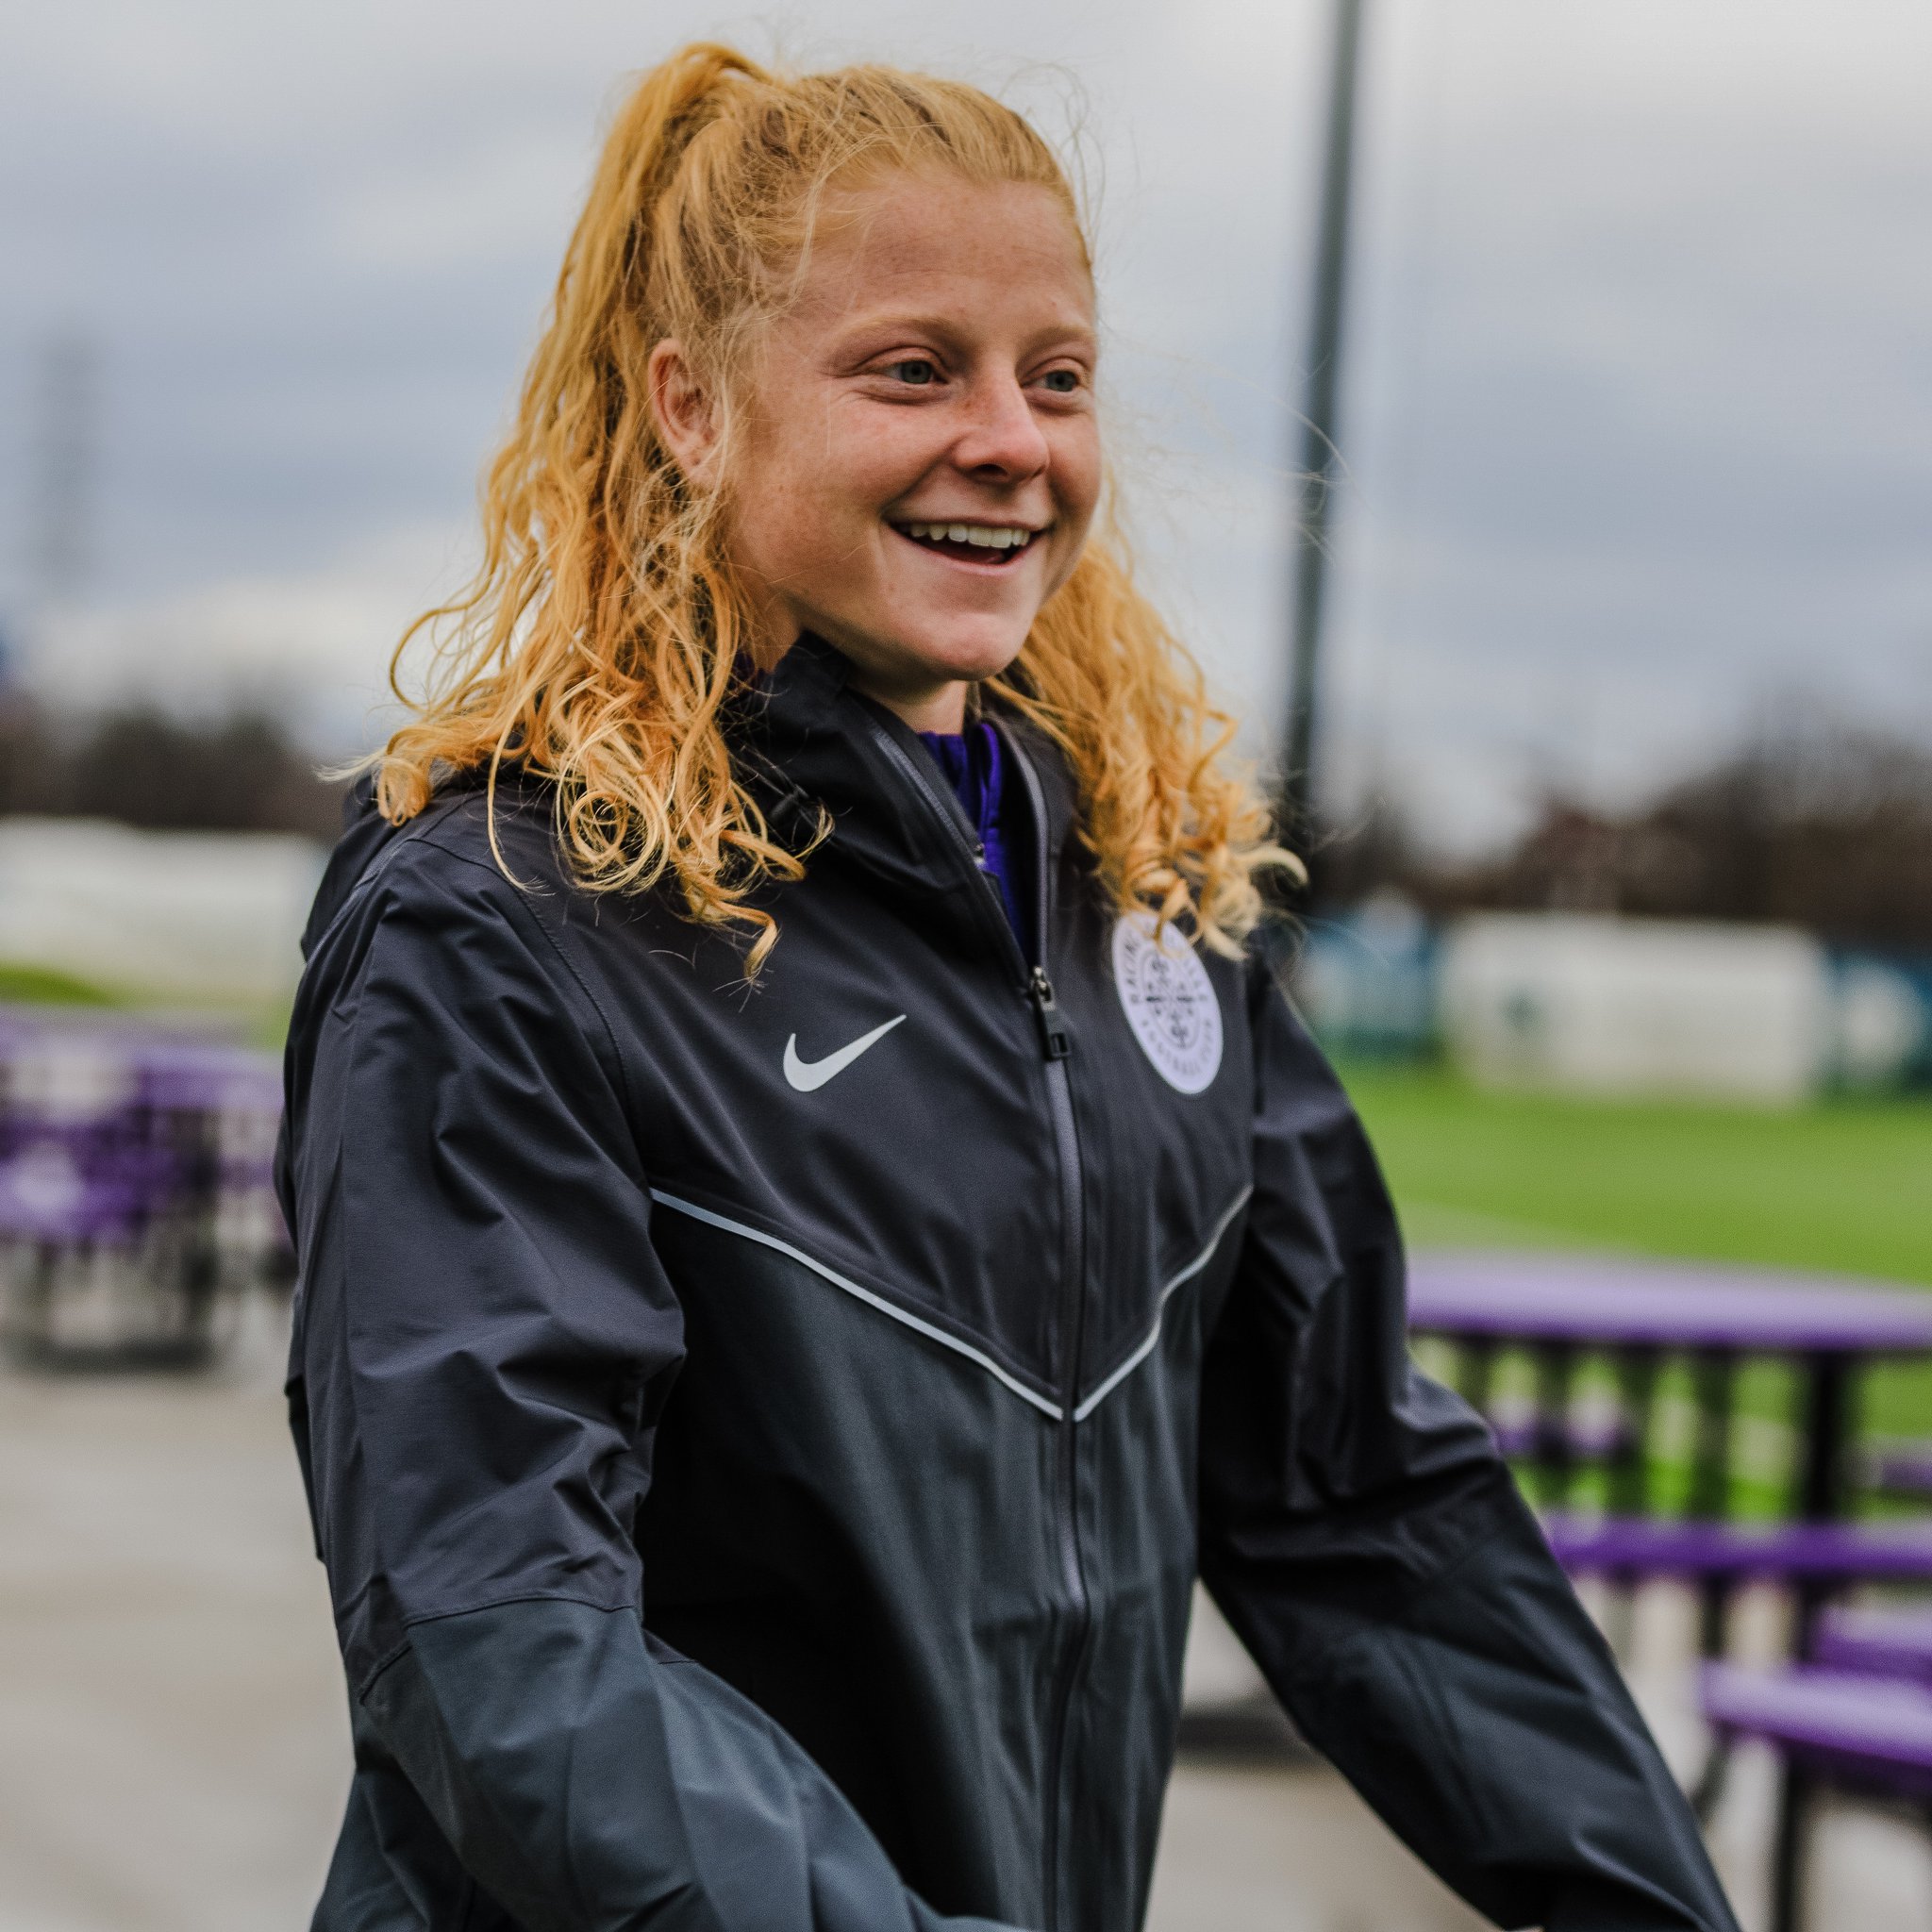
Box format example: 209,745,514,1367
1028,967,1072,1061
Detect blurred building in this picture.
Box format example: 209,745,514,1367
1294,907,1929,1102
1438,914,1831,1106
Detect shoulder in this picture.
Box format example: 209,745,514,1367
309,770,574,933
287,774,635,1098
294,771,609,1021
404,769,572,891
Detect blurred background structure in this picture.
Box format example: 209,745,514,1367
2,3,1929,1930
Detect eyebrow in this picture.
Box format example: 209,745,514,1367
824,310,1098,364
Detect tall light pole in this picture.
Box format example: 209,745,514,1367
1281,0,1366,849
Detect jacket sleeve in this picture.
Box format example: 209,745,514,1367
1195,952,1739,1932
283,839,1020,1932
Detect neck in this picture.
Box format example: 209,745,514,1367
845,670,970,735
759,621,972,733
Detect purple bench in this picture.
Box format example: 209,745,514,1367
1543,1514,1932,1584
1702,1662,1932,1792
1813,1605,1932,1683
1541,1513,1932,1679
1700,1662,1932,1932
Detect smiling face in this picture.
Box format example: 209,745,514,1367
651,172,1103,732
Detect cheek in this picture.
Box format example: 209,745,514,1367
730,423,865,576
819,407,944,516
1054,410,1103,499
1052,422,1105,537
756,414,932,570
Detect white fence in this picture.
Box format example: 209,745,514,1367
0,818,324,1008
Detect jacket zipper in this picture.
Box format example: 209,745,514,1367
1007,741,1091,1932
856,712,1090,1932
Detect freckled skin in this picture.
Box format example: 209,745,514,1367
652,176,1103,733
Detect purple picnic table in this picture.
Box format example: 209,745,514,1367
0,1016,289,1363
1407,1252,1932,1524
1410,1257,1932,1932
1408,1253,1932,1355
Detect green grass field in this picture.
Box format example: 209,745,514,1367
0,962,117,1008
1337,1058,1932,1288
1335,1059,1932,1467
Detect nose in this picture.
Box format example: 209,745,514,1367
950,371,1051,484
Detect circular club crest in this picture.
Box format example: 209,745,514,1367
1110,913,1223,1094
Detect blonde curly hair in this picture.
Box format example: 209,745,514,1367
376,42,1296,972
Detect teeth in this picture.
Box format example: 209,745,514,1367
901,522,1035,550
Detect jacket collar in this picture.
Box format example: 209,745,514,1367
734,631,1078,932
325,632,1082,959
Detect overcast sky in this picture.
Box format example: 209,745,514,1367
3,0,1929,852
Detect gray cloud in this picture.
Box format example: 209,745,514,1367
2,0,1928,854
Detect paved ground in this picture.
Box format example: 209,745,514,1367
3,1295,1928,1932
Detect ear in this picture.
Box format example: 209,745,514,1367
648,339,722,487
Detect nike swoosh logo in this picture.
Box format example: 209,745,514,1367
783,1014,907,1093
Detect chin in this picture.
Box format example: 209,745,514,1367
897,614,1033,686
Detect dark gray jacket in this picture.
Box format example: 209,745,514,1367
278,633,1737,1932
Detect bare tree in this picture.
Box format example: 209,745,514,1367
0,700,347,841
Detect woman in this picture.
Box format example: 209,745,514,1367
279,44,1737,1932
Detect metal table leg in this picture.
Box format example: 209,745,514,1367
1534,1341,1578,1507
1605,1346,1660,1657
1768,1763,1812,1932
1690,1348,1737,1658
1457,1335,1496,1422
1764,1353,1856,1932
1609,1344,1659,1516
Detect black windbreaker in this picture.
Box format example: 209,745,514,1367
278,633,1737,1932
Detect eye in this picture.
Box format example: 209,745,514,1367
884,358,941,387
1038,368,1083,395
